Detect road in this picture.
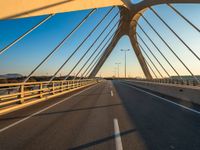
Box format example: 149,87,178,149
0,80,200,150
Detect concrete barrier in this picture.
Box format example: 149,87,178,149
125,80,200,105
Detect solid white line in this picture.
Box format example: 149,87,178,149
121,82,200,115
0,84,99,133
111,90,114,97
113,118,123,150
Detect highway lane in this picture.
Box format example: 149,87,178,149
0,80,199,150
114,80,200,150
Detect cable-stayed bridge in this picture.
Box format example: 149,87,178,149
0,1,200,150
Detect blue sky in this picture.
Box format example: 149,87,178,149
0,4,200,78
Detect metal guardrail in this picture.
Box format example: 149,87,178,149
124,78,200,87
0,79,98,109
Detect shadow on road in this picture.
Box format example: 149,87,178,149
68,129,136,150
0,103,122,121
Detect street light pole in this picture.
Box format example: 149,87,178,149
121,49,130,78
115,62,121,79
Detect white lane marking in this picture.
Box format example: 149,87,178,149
0,84,99,133
111,90,114,97
113,118,123,150
121,82,200,115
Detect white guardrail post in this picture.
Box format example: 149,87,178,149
61,81,64,92
52,82,55,95
40,82,43,98
19,84,24,104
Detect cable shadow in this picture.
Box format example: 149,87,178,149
0,103,122,121
2,0,75,20
68,129,136,150
78,92,111,97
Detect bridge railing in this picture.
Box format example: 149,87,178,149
0,79,98,110
150,78,199,86
124,78,200,87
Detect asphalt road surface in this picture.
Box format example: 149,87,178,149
0,80,200,150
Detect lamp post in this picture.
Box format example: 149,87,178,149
121,49,130,78
115,62,121,79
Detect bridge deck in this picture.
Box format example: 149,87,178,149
0,80,200,150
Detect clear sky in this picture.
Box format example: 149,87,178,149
0,3,200,78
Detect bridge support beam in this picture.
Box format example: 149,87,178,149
129,11,152,79
0,0,124,20
89,30,123,78
128,33,152,79
89,7,152,79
